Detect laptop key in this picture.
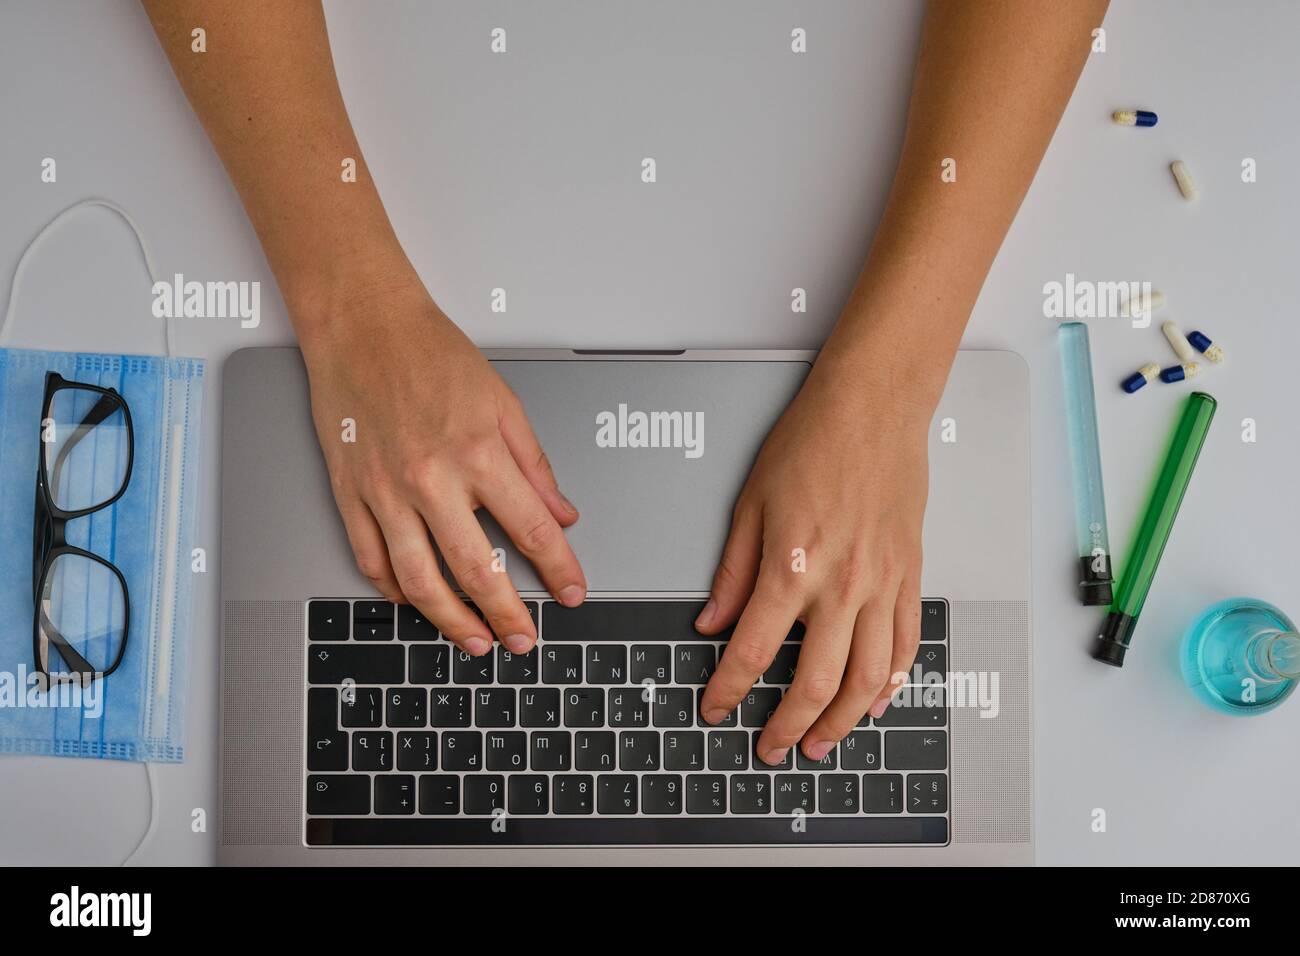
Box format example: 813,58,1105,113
520,688,561,727
553,775,595,814
409,645,450,684
508,775,549,814
485,731,527,771
453,648,493,684
307,688,348,771
541,645,583,684
695,689,737,727
819,774,860,814
797,746,837,771
543,601,707,642
619,731,660,770
474,688,516,727
708,731,749,770
597,775,638,814
652,687,694,727
663,730,705,771
762,644,800,685
308,601,349,641
774,774,816,813
562,688,604,728
686,775,727,814
397,604,438,641
874,687,946,728
497,647,539,685
630,645,671,684
674,645,716,685
441,731,482,771
921,600,946,642
309,645,403,685
307,775,369,815
397,732,438,771
530,731,572,771
730,774,772,814
840,730,881,770
575,731,616,771
740,687,782,727
419,774,460,815
752,732,792,770
915,644,946,683
861,774,904,813
607,688,649,727
385,688,426,727
642,774,684,814
464,775,506,815
375,775,417,814
429,688,471,728
340,687,383,728
586,645,627,684
907,773,948,813
354,601,394,641
884,730,947,770
352,731,392,771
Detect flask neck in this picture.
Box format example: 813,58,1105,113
1246,630,1300,682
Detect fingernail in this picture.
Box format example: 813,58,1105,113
558,585,585,607
805,739,835,761
503,633,533,654
762,747,789,767
869,699,891,719
463,636,492,656
695,598,716,629
703,708,728,725
558,492,578,516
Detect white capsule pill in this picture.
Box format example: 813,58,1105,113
1121,289,1166,318
1171,160,1198,201
1161,321,1197,363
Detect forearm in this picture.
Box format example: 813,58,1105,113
823,0,1108,413
141,0,408,339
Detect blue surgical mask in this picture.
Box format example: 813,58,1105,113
0,200,204,763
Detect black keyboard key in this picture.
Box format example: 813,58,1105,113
907,774,948,813
309,645,403,685
819,774,859,814
597,775,638,814
497,647,539,684
619,731,659,770
921,600,946,641
607,688,648,727
520,688,561,727
861,773,904,813
874,686,946,728
354,600,394,641
543,601,707,642
575,731,617,771
652,687,694,727
508,775,549,814
485,731,527,771
308,600,349,641
642,774,684,814
397,604,438,640
740,687,782,727
674,645,716,684
307,688,347,771
419,775,460,815
409,645,449,684
664,730,706,771
307,775,369,815
841,730,882,770
441,731,482,771
562,688,604,728
797,746,837,771
464,775,506,815
397,732,438,771
340,687,384,728
708,731,749,770
375,774,417,814
585,645,627,684
385,688,426,727
352,731,393,771
752,732,792,770
686,775,727,814
696,689,737,727
914,644,946,683
474,688,516,727
730,774,772,814
355,600,394,621
453,647,493,684
762,644,800,685
774,773,815,813
553,775,595,814
530,731,572,771
630,645,671,684
884,730,947,770
541,645,583,684
429,688,471,728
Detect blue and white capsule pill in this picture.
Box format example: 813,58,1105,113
1159,362,1200,384
1188,330,1225,363
1122,362,1161,393
1113,109,1158,127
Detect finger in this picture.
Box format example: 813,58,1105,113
804,599,897,752
699,565,800,725
498,395,579,527
477,464,586,608
695,501,762,634
756,604,855,766
870,566,923,718
333,489,401,602
422,497,539,654
370,503,492,655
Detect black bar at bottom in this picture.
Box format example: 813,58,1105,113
306,815,947,846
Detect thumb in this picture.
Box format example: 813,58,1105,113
697,502,762,634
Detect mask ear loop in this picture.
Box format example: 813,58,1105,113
1,198,169,865
0,197,174,358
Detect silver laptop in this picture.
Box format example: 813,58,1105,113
218,347,1031,865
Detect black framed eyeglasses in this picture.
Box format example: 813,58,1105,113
32,372,135,684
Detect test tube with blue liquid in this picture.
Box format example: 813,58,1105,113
1058,323,1113,605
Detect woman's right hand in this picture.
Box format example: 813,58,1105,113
297,272,586,657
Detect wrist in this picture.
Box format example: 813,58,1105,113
282,245,425,348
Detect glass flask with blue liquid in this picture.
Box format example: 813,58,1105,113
1181,598,1300,715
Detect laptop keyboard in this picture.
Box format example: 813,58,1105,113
304,598,949,846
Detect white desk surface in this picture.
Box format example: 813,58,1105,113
1,0,1296,865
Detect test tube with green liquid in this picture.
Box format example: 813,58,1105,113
1093,392,1217,667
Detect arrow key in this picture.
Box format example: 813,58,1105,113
308,600,349,641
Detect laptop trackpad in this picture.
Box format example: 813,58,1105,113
478,359,810,593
